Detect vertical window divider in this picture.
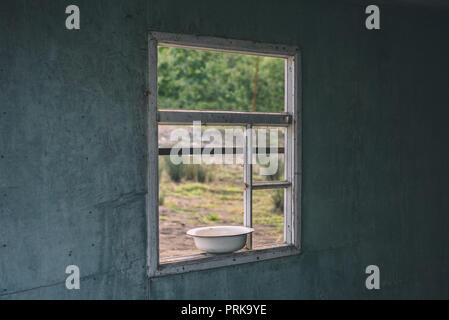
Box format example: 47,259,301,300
244,123,253,250
284,54,298,246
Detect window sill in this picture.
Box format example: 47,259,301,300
149,244,301,277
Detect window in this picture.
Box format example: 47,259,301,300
147,32,301,277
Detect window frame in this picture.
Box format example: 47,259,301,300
147,31,301,277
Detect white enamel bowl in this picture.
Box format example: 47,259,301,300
187,226,255,254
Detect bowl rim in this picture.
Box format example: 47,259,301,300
186,225,255,238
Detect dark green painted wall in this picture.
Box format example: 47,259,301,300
1,0,448,299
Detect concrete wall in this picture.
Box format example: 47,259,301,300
1,0,448,299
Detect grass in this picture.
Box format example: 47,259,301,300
159,159,283,235
174,183,210,197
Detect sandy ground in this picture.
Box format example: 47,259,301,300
159,204,283,261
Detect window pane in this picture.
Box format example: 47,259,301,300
159,124,244,147
158,46,284,112
159,157,244,262
252,126,285,182
159,124,246,164
252,189,285,248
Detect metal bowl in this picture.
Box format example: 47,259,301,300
187,226,255,254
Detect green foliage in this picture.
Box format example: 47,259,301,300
185,164,208,183
185,165,196,181
158,47,284,112
266,159,284,181
196,166,207,183
159,192,165,206
164,157,185,182
271,189,284,212
158,159,164,179
206,172,214,183
267,160,284,212
174,183,209,198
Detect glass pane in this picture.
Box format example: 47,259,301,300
252,127,285,181
158,46,285,112
159,156,244,262
252,189,285,248
159,124,246,164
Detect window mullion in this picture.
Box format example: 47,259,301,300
243,124,253,250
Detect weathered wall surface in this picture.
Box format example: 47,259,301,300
0,0,148,299
1,0,448,299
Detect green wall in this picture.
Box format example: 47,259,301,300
1,0,448,299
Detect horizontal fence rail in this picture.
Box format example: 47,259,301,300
158,147,285,156
158,109,292,126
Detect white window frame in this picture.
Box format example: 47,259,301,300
147,31,301,277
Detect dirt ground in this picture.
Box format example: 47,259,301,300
159,197,284,261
